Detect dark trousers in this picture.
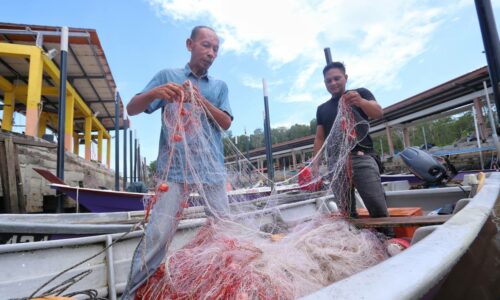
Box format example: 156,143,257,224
349,153,393,236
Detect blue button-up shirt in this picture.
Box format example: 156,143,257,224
142,64,232,184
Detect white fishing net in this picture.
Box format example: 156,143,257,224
136,80,387,299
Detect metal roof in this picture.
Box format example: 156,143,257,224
0,22,126,131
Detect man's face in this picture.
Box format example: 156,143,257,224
187,28,219,75
324,68,347,97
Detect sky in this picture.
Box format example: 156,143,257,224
1,0,500,171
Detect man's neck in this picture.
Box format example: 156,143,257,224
188,63,207,78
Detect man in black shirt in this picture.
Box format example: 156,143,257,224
313,62,391,226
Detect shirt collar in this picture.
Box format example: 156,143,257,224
184,63,209,80
329,94,341,103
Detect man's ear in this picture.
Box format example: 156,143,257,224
345,74,348,81
186,38,193,51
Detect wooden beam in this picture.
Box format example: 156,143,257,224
0,134,56,148
350,215,451,228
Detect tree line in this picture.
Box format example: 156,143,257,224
150,110,491,172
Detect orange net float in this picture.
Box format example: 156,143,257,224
340,117,347,131
172,134,183,142
158,183,169,192
349,128,357,140
180,107,188,116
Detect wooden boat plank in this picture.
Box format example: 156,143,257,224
350,215,451,228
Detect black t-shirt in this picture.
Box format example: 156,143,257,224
316,87,375,152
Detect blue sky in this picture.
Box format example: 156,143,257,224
1,0,500,169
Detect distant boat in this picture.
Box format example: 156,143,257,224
34,168,301,213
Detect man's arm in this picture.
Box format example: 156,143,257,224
344,90,383,119
127,83,185,116
199,97,232,130
311,125,326,175
313,125,326,156
188,83,232,130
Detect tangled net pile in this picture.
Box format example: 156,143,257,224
138,80,388,299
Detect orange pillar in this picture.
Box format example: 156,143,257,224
25,50,43,137
84,116,92,160
73,132,80,155
64,95,74,152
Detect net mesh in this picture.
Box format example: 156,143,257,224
135,80,388,299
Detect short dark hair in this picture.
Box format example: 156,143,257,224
190,25,216,39
323,62,346,76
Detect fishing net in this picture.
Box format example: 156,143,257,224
135,80,387,299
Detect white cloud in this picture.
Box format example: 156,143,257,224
149,0,465,100
271,112,309,128
279,92,315,103
240,76,283,90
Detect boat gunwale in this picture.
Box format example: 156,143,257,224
301,173,500,300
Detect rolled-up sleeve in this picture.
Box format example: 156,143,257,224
217,81,233,120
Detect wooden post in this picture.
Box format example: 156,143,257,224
473,98,488,142
385,124,395,156
403,127,411,148
0,137,24,213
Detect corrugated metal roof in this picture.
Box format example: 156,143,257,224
0,22,126,131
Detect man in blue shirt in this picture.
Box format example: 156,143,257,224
123,25,233,298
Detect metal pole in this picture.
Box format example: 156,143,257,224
235,137,241,173
422,127,428,151
483,81,500,156
56,26,69,213
134,135,138,182
324,48,332,64
143,157,147,184
137,143,141,182
475,0,500,121
472,106,485,170
114,91,120,191
245,128,250,158
129,130,133,183
262,79,274,187
123,117,128,190
245,128,251,181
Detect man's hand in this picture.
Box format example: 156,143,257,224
148,83,185,102
183,81,203,103
343,90,383,119
344,90,366,107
